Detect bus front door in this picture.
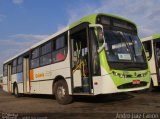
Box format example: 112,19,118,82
154,41,160,85
23,57,30,93
70,25,93,94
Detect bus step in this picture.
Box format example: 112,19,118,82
82,77,90,93
73,93,93,96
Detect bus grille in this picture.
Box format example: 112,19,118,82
117,81,148,89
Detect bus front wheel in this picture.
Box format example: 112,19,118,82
54,80,73,105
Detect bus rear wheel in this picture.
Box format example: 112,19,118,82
54,80,73,105
14,84,20,98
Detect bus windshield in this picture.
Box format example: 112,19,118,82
104,30,146,63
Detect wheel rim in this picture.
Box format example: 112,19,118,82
57,86,66,99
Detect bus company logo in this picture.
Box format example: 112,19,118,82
134,72,137,76
35,73,44,78
2,113,18,119
45,71,52,77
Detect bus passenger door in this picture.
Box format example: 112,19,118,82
70,24,93,94
7,64,12,93
23,57,30,93
154,41,160,85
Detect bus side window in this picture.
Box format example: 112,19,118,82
12,59,17,74
143,40,152,60
40,42,52,66
31,48,40,68
3,64,8,77
17,56,23,73
52,34,67,63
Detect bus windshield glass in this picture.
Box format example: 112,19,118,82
104,30,146,63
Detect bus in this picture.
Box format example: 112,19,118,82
141,34,160,90
3,13,150,104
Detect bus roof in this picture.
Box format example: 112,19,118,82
70,13,137,29
141,34,160,42
152,34,160,39
4,13,137,64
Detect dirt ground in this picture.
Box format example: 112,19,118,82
0,88,160,119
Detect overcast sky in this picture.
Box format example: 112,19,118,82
0,0,160,73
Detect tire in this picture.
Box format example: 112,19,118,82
14,84,20,98
54,80,73,105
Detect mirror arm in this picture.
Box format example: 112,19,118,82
89,24,106,53
98,42,105,53
89,24,103,28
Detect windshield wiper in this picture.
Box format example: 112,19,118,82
118,32,135,62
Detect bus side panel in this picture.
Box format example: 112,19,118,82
94,68,127,94
11,74,17,93
92,76,102,95
17,72,23,93
29,39,71,94
31,82,40,94
50,59,71,94
39,80,53,94
49,51,71,94
50,67,71,93
17,83,23,93
31,65,52,94
3,85,8,92
29,58,71,94
2,76,8,92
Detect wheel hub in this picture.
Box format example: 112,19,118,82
57,86,65,99
15,87,17,95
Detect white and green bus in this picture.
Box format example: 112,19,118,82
3,13,150,104
141,34,160,90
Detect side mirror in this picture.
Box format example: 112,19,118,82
97,27,104,44
89,24,105,53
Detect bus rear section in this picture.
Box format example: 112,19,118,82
141,34,160,90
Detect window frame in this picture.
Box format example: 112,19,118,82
52,33,68,64
41,41,52,56
30,47,40,69
30,32,68,69
17,56,23,73
31,47,40,59
3,64,8,77
11,59,17,74
40,41,52,66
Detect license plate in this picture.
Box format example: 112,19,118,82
132,80,140,84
